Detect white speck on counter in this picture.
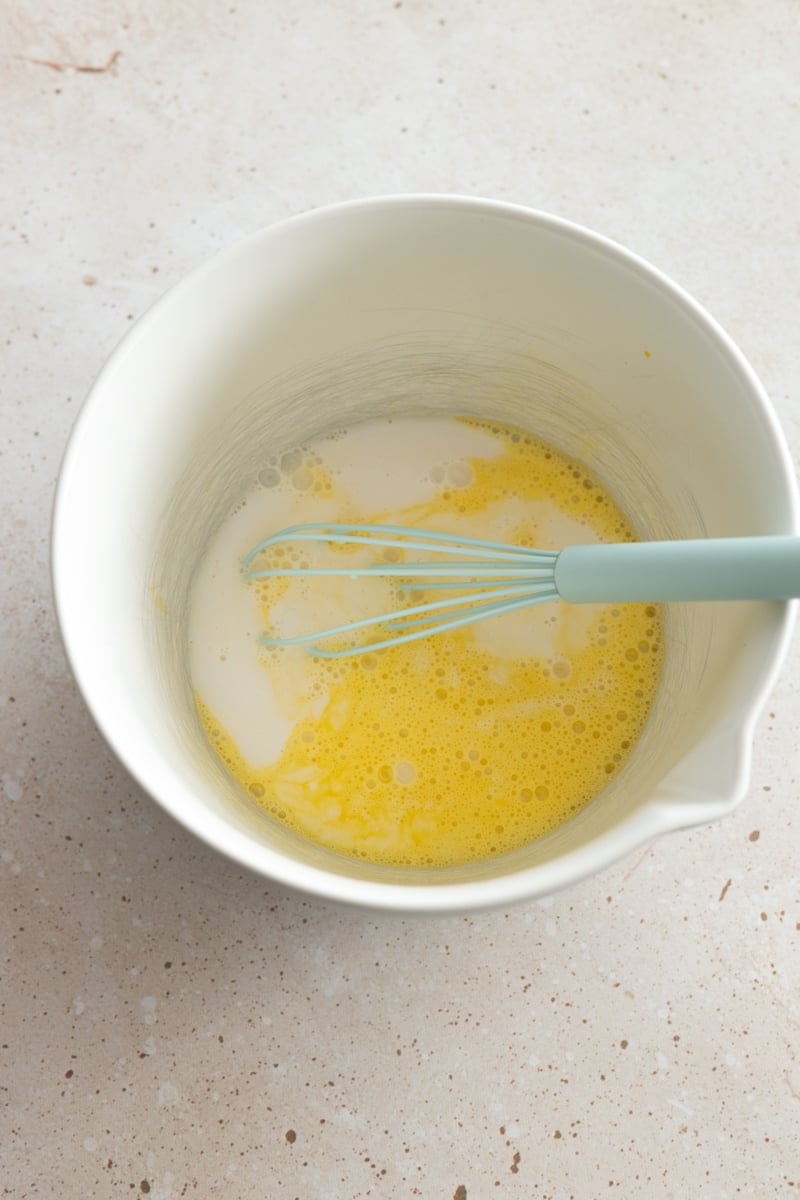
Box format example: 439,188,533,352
157,1081,180,1108
3,774,22,802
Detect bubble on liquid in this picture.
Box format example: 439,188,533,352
551,657,572,679
293,468,313,490
447,461,474,488
258,467,281,488
394,761,416,785
281,449,303,474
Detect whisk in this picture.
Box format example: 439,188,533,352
242,523,800,658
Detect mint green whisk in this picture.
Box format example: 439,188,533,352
242,523,800,659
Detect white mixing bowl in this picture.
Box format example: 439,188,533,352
52,196,798,912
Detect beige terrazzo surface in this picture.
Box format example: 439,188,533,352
3,2,800,1196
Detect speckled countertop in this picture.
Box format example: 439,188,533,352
3,3,800,1196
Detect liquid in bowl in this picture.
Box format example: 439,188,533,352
189,414,664,867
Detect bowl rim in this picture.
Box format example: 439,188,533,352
51,193,800,913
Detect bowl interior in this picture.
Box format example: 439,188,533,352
53,199,798,905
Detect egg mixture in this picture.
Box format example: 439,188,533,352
189,415,663,867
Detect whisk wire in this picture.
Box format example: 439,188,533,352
257,583,554,652
247,561,557,579
386,587,559,632
307,590,559,659
395,577,553,591
243,522,557,571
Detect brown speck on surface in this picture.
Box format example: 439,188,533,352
620,1039,629,1050
749,830,760,842
285,1129,296,1144
454,1187,467,1200
622,844,652,882
719,878,732,902
23,49,120,73
140,1183,150,1195
761,912,768,921
554,1130,562,1138
510,1151,521,1174
82,274,96,286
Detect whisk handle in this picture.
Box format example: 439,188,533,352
554,536,800,604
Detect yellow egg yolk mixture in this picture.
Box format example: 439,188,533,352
190,415,663,868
